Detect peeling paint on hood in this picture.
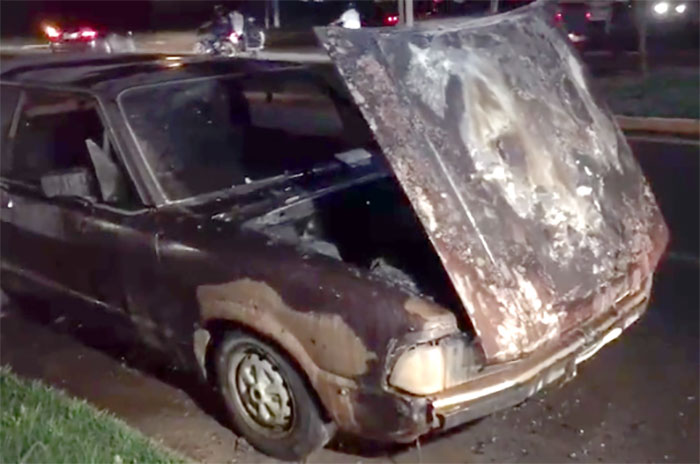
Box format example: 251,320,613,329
316,1,668,362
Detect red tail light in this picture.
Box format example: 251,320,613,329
585,11,592,20
80,28,97,39
555,11,563,21
384,14,399,25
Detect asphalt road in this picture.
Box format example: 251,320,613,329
1,137,698,463
2,32,698,72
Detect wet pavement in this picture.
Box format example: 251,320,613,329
1,137,698,463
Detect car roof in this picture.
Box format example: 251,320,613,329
0,53,322,98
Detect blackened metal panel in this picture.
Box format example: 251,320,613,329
316,2,668,362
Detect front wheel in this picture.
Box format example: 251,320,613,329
220,40,237,57
193,40,211,55
215,331,334,461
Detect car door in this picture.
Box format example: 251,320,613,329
0,85,151,313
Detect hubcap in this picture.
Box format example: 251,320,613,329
230,350,292,431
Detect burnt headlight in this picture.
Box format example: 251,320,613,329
389,335,483,395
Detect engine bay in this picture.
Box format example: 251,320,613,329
244,175,464,315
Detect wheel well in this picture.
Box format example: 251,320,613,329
203,318,332,423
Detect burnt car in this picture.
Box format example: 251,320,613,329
0,3,667,461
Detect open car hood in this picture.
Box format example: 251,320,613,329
316,0,668,362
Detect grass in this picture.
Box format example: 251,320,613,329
596,68,700,119
0,366,183,464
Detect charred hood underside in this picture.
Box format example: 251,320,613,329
315,1,668,362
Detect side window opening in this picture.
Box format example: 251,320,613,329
1,89,140,209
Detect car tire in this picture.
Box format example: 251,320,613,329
215,331,334,461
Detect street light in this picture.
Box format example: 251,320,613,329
653,1,669,15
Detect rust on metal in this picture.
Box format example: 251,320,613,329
197,278,378,378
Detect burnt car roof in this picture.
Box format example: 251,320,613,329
0,54,318,97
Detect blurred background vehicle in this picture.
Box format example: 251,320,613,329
43,21,135,54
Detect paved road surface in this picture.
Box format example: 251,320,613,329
1,137,697,463
2,32,698,72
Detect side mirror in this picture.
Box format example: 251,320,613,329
40,167,97,201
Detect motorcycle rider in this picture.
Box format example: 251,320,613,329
196,4,261,55
228,6,245,40
333,2,361,29
211,4,233,40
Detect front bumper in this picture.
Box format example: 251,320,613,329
50,40,101,53
426,275,652,431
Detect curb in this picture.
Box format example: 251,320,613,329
616,116,700,137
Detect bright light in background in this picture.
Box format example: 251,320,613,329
585,11,591,20
675,3,686,13
568,33,586,43
165,56,181,61
44,25,61,39
653,1,669,15
80,28,96,39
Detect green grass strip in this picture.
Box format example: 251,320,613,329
0,366,184,464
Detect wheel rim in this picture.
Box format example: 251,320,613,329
229,348,293,434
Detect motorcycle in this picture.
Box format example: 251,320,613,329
194,17,265,57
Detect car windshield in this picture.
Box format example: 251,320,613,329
119,70,373,201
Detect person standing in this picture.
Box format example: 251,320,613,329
333,2,362,29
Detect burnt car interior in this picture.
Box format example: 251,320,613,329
118,68,466,318
1,87,138,208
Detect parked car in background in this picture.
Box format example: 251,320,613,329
363,0,438,27
42,21,135,54
2,2,668,461
555,1,591,48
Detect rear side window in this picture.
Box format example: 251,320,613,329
1,88,141,209
1,89,104,184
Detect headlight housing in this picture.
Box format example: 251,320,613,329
389,344,446,395
388,335,483,395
